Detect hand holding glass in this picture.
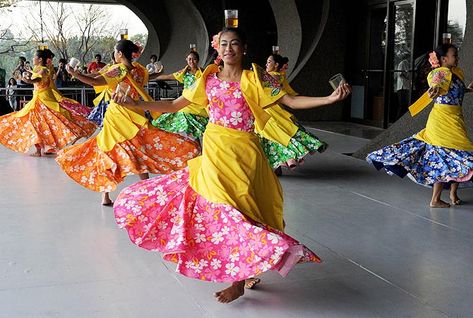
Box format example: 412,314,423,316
329,73,346,90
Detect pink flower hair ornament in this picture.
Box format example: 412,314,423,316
211,32,223,65
428,51,440,69
132,42,144,59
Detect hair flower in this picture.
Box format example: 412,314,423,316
211,32,222,50
428,51,440,68
132,42,144,59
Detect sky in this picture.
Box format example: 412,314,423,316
0,0,148,38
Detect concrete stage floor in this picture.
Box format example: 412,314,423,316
1,128,472,318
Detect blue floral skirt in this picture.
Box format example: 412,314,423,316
367,135,473,188
87,100,109,128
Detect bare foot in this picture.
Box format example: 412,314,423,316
429,200,450,208
214,281,245,303
43,148,57,155
30,151,42,157
244,278,261,289
450,195,462,205
274,167,282,176
102,193,113,206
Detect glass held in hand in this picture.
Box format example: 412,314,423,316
329,73,346,91
68,57,80,69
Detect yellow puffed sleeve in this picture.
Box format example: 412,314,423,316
181,64,217,106
252,64,287,108
427,67,452,96
172,68,186,83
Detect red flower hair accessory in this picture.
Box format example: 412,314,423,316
428,51,440,68
132,42,144,59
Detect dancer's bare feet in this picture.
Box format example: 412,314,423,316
30,150,42,157
244,278,261,289
101,192,113,206
450,195,462,205
214,281,245,303
429,200,450,208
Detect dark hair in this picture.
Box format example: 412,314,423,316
220,27,247,46
150,54,158,60
115,40,139,61
58,58,67,64
43,49,55,60
19,56,26,62
35,50,48,66
95,54,102,59
187,51,200,62
269,54,289,71
434,44,457,62
111,51,116,62
8,78,17,85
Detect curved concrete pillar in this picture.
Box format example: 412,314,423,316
115,0,161,65
288,0,330,82
268,0,301,76
157,0,209,71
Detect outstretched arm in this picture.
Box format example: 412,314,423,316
114,94,191,113
66,65,107,86
149,73,176,81
279,83,351,109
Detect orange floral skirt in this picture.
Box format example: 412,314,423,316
0,102,96,153
56,126,200,192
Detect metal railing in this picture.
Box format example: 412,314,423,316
0,80,182,108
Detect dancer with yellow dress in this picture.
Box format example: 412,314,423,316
55,40,199,206
367,44,473,207
258,54,328,174
113,28,351,303
0,49,96,157
151,50,208,142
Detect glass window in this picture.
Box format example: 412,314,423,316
447,0,466,47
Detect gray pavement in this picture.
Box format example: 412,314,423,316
1,128,472,318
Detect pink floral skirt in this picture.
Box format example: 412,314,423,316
114,168,321,283
60,98,92,117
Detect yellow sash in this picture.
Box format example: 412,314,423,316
96,71,157,152
415,103,473,151
188,123,284,231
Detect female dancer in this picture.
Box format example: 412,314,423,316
259,54,328,174
113,28,351,303
151,51,208,142
86,52,116,128
0,49,96,157
45,50,92,118
55,40,199,205
367,44,473,208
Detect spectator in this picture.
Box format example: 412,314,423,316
87,54,106,75
146,54,163,74
6,78,18,111
55,58,70,88
12,57,28,86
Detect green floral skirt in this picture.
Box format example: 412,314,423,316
152,112,209,141
259,125,327,169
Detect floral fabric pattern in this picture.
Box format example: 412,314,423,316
367,136,473,187
60,98,92,117
206,73,255,132
56,126,199,192
0,66,96,153
435,74,465,106
259,125,328,169
87,99,109,128
152,112,208,141
114,168,321,283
